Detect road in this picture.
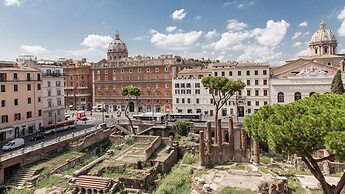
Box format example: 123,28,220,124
0,110,117,156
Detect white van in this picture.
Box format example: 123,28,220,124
2,138,25,151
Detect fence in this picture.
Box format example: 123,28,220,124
0,126,100,162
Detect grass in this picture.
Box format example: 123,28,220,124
219,187,255,194
230,163,249,171
258,166,270,174
260,155,271,165
153,165,192,194
180,153,199,165
28,151,84,175
2,188,31,194
35,175,68,189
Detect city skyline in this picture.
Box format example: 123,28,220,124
1,0,345,66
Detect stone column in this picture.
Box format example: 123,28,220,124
228,116,234,160
253,139,260,165
199,130,206,166
206,122,212,153
217,119,222,148
241,128,247,159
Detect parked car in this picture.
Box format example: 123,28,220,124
29,133,46,141
2,138,25,151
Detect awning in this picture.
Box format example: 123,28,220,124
0,127,13,133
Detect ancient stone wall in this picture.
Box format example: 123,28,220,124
51,154,89,174
158,149,178,174
145,136,161,159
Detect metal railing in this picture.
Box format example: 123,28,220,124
0,126,100,162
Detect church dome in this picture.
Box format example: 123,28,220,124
108,32,128,52
310,21,337,43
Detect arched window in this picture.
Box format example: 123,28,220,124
294,92,301,101
277,92,284,103
309,92,315,97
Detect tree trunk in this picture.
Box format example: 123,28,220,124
214,106,219,144
301,155,345,194
125,101,135,135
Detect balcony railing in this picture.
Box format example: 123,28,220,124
44,72,64,77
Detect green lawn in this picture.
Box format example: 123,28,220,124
219,187,255,194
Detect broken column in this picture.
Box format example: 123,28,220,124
253,139,260,165
199,130,206,166
228,116,234,160
217,119,222,148
206,121,212,153
241,128,247,159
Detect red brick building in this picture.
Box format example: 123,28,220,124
92,32,201,113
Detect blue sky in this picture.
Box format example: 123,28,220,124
1,0,345,66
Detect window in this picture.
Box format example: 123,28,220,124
246,70,250,76
48,90,51,96
14,99,18,106
175,90,180,94
13,73,18,80
181,83,185,88
146,68,150,72
57,89,61,96
263,79,267,85
27,111,32,119
187,90,191,94
277,92,284,103
175,83,180,88
38,97,41,102
28,98,31,104
187,98,191,104
214,72,218,76
1,100,5,107
238,71,241,76
37,84,41,90
56,81,61,87
195,89,200,94
247,80,250,85
210,99,214,104
57,98,62,106
26,73,31,81
181,90,186,94
255,80,259,85
229,71,232,76
255,70,258,75
255,90,259,96
47,81,51,87
264,101,268,105
263,89,268,96
247,90,251,96
186,83,191,88
38,110,42,116
247,101,251,106
188,109,193,113
255,101,259,106
14,113,21,121
176,98,179,103
182,98,185,103
1,115,8,123
195,83,200,88
309,92,315,96
27,84,31,91
221,71,225,76
196,98,200,104
1,85,5,92
14,84,18,91
248,109,251,114
155,68,159,72
263,70,267,75
294,92,302,101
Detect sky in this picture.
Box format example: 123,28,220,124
1,0,345,66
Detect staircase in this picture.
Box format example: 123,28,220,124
114,123,131,135
6,167,42,189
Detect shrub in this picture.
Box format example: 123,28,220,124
181,153,199,165
172,120,191,137
153,166,192,194
124,135,134,145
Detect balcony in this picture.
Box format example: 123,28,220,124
44,72,64,77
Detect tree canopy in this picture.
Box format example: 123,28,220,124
330,70,344,94
244,93,345,193
121,86,141,134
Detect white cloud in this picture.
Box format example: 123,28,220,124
20,45,47,54
194,16,202,20
295,48,309,57
132,35,149,41
298,22,308,27
291,32,302,40
305,31,310,36
224,1,254,9
293,42,302,47
150,30,203,50
205,30,218,39
337,7,345,20
338,7,345,37
80,34,113,49
224,1,237,6
171,9,187,21
254,20,290,47
226,19,247,31
213,31,251,50
340,48,345,53
166,26,177,33
4,0,20,6
238,45,282,61
237,3,244,8
216,55,226,62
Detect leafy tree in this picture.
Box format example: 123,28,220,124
172,120,192,137
121,86,141,134
244,93,345,194
201,76,245,131
331,70,344,94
